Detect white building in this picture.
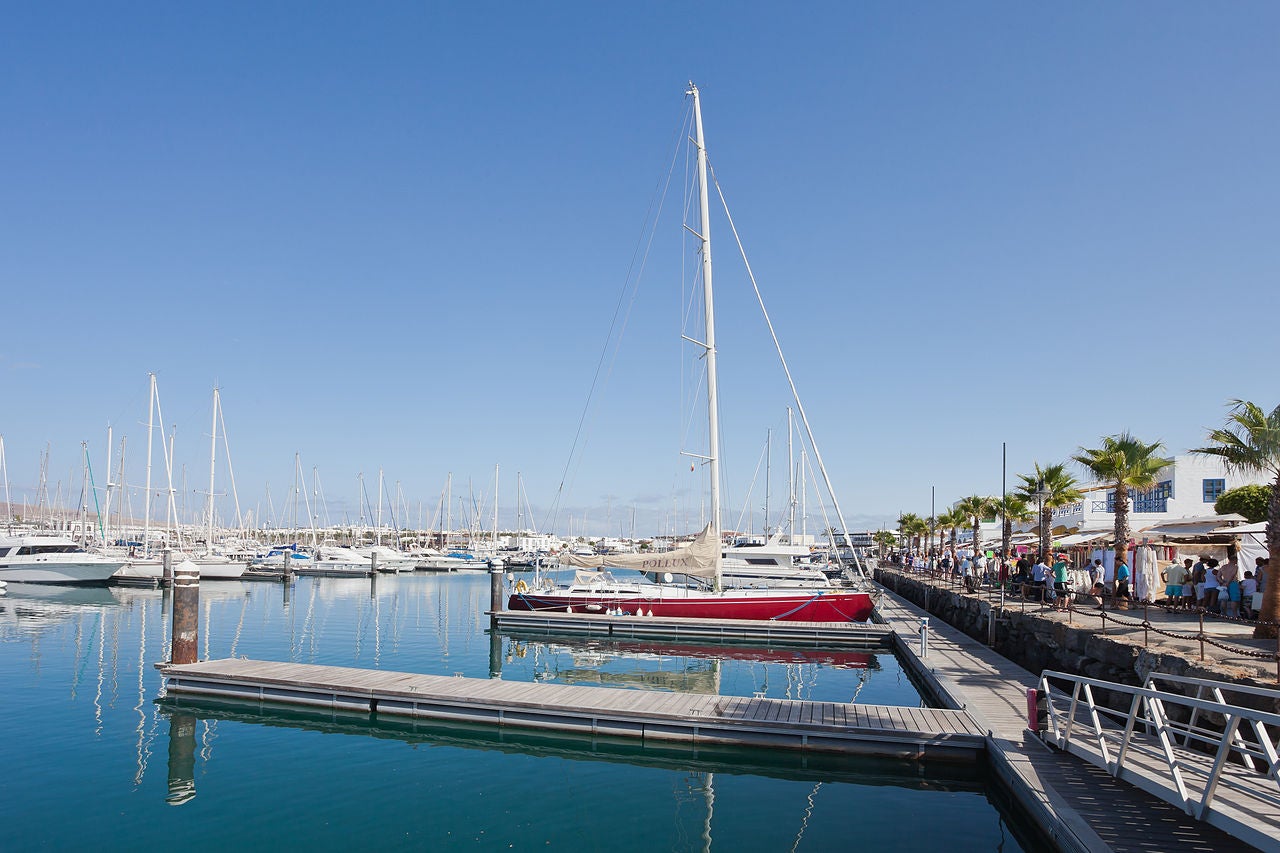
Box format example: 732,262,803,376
1043,453,1266,536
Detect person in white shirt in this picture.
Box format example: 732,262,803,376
1032,558,1052,602
1242,571,1258,620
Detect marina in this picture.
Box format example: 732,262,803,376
0,572,1038,851
4,7,1277,851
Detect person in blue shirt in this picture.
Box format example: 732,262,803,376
1115,559,1132,606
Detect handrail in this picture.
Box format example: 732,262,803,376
1037,670,1280,848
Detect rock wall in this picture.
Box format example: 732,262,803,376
874,568,1277,712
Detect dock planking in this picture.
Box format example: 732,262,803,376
876,586,1262,852
157,657,984,760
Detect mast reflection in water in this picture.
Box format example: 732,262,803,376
2,573,1038,851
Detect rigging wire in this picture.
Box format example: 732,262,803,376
546,100,693,535
709,166,865,578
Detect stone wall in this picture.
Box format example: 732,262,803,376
874,568,1277,711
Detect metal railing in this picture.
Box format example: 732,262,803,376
1037,670,1280,849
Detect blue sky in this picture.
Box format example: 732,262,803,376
3,3,1277,538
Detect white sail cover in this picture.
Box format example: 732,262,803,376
559,525,721,578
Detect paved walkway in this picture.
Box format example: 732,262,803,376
877,589,1261,852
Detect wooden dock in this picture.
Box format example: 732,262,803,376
492,610,893,647
876,590,1262,852
156,657,985,760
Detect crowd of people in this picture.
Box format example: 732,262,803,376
887,548,1270,619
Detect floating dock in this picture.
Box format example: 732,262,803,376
156,657,985,760
492,610,893,647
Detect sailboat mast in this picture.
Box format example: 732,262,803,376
787,408,796,540
689,82,721,544
207,387,219,553
143,373,156,557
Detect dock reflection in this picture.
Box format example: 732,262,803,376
155,694,987,794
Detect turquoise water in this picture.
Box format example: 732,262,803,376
0,574,1034,851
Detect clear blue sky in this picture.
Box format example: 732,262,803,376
3,3,1277,538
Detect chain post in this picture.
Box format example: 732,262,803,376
1198,609,1205,661
1143,601,1149,648
1100,596,1107,636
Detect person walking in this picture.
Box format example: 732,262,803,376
1052,553,1070,611
1114,559,1132,607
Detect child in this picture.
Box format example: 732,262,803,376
1180,575,1197,609
1242,571,1258,620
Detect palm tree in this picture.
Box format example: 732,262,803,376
896,513,923,553
1192,400,1280,639
994,493,1034,561
937,507,966,561
1016,463,1084,560
872,529,897,560
956,495,997,558
1073,433,1168,576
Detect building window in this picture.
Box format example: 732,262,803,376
1107,481,1173,514
1203,478,1226,503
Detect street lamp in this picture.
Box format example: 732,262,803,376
1032,478,1051,560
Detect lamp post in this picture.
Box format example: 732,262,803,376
1033,478,1050,561
929,486,936,574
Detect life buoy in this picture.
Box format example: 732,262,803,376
514,580,529,594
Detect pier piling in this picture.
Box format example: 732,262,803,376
171,561,199,665
162,548,173,587
371,551,379,574
490,567,504,622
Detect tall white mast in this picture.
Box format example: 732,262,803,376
0,435,11,533
102,425,113,547
689,82,721,552
143,373,156,557
493,464,499,550
787,407,796,541
376,468,384,546
207,387,219,553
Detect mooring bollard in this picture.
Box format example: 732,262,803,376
170,561,200,665
1025,687,1047,734
162,548,174,587
490,566,505,621
166,712,197,806
919,616,930,659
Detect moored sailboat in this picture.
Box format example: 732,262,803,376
508,84,876,623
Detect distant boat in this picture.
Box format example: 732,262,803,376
0,536,125,584
112,555,247,582
510,84,876,623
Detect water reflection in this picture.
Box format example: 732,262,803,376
0,574,1036,851
165,712,197,805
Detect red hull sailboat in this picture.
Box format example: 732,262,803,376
510,84,877,624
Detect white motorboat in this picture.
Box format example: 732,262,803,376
647,537,836,589
355,545,417,573
0,536,126,584
112,554,248,582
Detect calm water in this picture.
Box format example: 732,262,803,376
1,573,1036,851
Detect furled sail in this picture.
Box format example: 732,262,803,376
558,524,720,578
